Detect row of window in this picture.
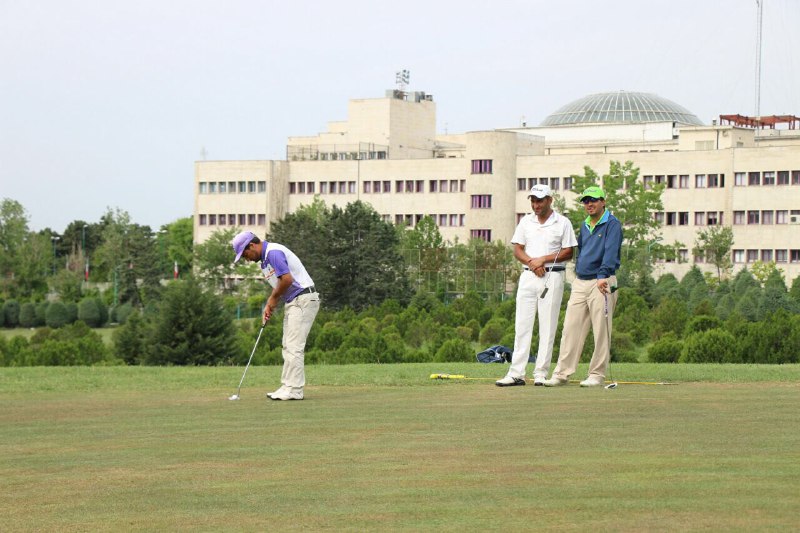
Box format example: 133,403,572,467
394,214,467,227
516,177,573,191
735,171,800,186
653,210,800,226
289,179,470,195
198,213,266,226
732,249,800,263
198,181,266,194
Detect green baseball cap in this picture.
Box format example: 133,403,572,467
579,186,605,201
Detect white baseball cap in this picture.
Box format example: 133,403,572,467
527,184,552,199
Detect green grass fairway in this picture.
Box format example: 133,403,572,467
2,364,799,531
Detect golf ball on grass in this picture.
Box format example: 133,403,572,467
229,394,239,400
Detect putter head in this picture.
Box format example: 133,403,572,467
604,382,617,390
228,394,240,401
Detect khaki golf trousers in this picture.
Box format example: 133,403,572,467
551,277,617,380
281,292,320,392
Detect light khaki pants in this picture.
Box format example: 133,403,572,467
281,293,320,392
551,277,617,380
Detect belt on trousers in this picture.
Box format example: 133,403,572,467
524,266,566,272
297,286,317,296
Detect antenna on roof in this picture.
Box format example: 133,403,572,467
395,69,410,93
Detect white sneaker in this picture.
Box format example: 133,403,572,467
495,375,526,387
269,388,303,401
543,376,568,387
533,376,546,386
266,386,286,399
580,375,605,387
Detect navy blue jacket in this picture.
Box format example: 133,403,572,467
575,210,623,280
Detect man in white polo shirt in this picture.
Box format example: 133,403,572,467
496,184,577,387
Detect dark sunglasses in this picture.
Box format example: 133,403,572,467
581,197,602,204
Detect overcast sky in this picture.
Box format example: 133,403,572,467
1,0,798,232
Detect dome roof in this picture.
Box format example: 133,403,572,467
541,91,704,127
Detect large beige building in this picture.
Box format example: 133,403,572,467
194,90,800,282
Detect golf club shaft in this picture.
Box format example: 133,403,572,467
235,324,266,396
539,245,563,299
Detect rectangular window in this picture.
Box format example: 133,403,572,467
654,212,664,224
459,214,465,226
199,214,207,225
364,182,371,194
439,214,447,226
528,178,537,187
695,174,706,188
678,249,688,262
405,180,414,193
748,172,760,186
199,182,208,194
416,180,424,193
394,214,404,225
793,171,800,185
707,174,719,187
396,180,404,193
471,195,492,209
778,171,789,185
679,212,689,225
218,214,226,225
218,182,226,193
228,181,236,193
761,250,773,262
471,159,493,174
374,181,382,193
679,175,690,188
450,180,458,192
431,180,439,193
460,180,466,192
338,182,346,194
349,182,356,194
289,182,297,194
666,212,676,226
258,214,266,226
747,250,758,263
643,176,653,189
229,214,236,225
550,177,560,190
763,171,775,185
667,175,677,189
776,250,788,263
733,250,744,263
776,210,788,224
707,212,719,226
238,181,246,193
564,177,573,190
733,211,745,224
791,250,800,263
238,214,246,225
517,179,526,191
258,181,266,193
329,181,337,193
439,179,448,192
747,211,760,224
209,182,217,193
734,172,746,186
298,182,306,194
248,181,256,193
383,181,391,193
248,214,255,225
320,182,328,194
655,175,665,185
762,210,773,224
470,229,492,242
695,212,705,225
694,250,704,263
209,214,216,225
308,182,315,194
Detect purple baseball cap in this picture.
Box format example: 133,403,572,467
232,231,256,263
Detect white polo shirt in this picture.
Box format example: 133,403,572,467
511,210,577,267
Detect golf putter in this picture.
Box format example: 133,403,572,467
229,318,267,401
539,245,563,299
603,292,618,390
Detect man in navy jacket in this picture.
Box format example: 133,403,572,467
545,186,623,387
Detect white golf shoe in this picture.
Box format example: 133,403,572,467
579,375,605,387
268,387,304,401
495,375,526,387
543,376,568,387
533,376,546,386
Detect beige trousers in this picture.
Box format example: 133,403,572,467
281,292,320,392
551,277,617,380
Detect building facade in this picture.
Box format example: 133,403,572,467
195,90,800,282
